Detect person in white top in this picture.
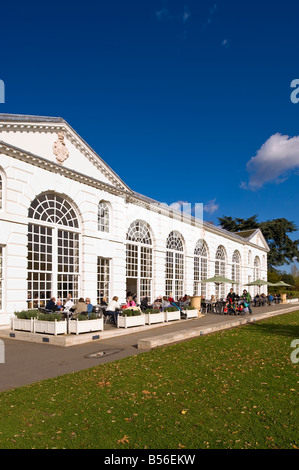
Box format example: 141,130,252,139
106,296,121,324
64,293,74,313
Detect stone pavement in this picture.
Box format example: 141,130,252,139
0,303,298,392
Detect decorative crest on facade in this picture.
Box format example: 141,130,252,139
53,132,69,164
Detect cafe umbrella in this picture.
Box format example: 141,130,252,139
200,275,236,298
272,281,293,287
244,279,276,294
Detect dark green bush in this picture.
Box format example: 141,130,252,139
14,310,38,319
145,308,161,314
164,307,178,312
36,313,63,322
121,309,141,316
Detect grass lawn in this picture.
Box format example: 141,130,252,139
0,311,298,449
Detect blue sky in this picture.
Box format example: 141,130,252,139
1,0,299,270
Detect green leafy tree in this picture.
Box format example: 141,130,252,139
218,216,299,269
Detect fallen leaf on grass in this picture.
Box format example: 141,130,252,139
117,435,130,445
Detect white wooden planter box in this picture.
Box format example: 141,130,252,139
117,314,146,328
33,319,67,335
181,309,198,319
69,318,104,335
145,312,165,325
164,310,181,322
11,317,34,332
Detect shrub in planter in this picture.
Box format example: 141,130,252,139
37,312,63,322
145,308,161,314
145,308,164,325
121,309,141,316
164,306,181,322
163,306,178,312
117,309,145,328
75,312,99,321
14,310,38,319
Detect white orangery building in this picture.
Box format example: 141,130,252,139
0,114,269,325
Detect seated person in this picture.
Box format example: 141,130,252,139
106,296,121,323
55,299,63,311
140,296,149,311
46,297,57,312
85,297,94,318
72,297,88,316
125,296,136,308
162,296,171,309
100,296,108,307
254,294,260,306
153,296,162,309
64,294,74,310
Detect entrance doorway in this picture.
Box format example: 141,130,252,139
126,278,138,298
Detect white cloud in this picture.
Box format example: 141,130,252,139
203,199,219,214
243,133,299,190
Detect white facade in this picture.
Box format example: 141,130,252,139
0,114,269,325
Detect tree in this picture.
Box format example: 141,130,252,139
218,216,299,269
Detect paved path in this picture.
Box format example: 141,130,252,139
0,303,298,392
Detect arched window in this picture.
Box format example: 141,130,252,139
126,220,153,300
232,250,241,294
254,256,261,296
98,201,110,232
165,231,184,300
248,250,252,265
194,240,208,298
27,193,80,308
215,245,226,299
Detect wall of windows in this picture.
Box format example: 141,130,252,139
98,201,110,232
126,220,153,300
215,245,226,299
97,257,110,303
27,193,80,307
165,231,184,299
194,240,208,298
232,250,241,294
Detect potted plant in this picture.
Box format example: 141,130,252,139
33,312,67,335
68,313,104,335
163,306,181,322
181,305,198,319
144,308,164,325
11,310,38,332
117,309,145,328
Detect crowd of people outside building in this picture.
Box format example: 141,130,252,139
38,287,282,325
